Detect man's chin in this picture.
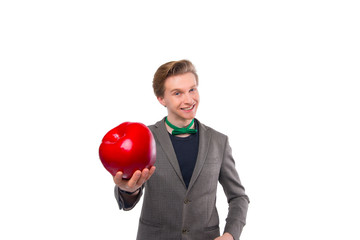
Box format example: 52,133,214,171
178,112,197,121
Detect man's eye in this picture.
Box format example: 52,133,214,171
175,92,180,96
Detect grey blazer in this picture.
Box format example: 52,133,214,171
115,118,249,240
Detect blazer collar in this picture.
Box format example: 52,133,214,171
153,117,212,191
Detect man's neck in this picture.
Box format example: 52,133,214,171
166,116,194,129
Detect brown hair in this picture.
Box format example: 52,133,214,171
152,59,198,97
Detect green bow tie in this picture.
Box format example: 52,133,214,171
165,117,198,135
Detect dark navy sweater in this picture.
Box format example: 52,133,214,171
169,121,199,188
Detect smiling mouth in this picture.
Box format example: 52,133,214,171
181,104,195,111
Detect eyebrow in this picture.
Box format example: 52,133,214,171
170,85,197,93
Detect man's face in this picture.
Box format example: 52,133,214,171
158,72,199,124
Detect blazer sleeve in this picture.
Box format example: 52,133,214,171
219,136,250,240
114,124,154,211
114,185,144,211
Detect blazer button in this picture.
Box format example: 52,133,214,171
182,229,189,233
184,199,191,204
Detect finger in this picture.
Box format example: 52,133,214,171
149,166,156,175
113,171,123,185
145,166,156,181
127,170,141,188
136,168,150,187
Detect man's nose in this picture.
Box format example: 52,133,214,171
183,93,193,104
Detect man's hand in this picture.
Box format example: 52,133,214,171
214,232,234,240
114,166,156,194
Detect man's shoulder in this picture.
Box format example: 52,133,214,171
147,118,164,131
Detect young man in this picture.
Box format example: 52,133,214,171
113,60,249,240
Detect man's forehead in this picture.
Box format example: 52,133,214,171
164,73,197,90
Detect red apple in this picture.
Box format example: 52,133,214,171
99,122,156,179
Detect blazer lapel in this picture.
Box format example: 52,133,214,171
153,118,186,188
187,120,211,191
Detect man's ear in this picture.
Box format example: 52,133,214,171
157,96,166,107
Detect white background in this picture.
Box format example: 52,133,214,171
1,0,359,239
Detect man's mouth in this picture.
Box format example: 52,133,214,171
181,104,195,111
